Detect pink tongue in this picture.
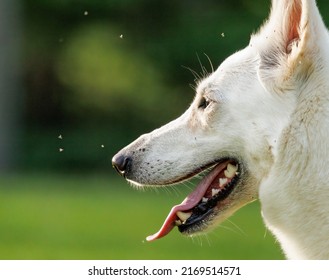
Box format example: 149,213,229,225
146,162,227,242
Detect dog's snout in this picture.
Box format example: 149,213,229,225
112,154,132,177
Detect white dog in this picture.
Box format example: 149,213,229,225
112,0,329,259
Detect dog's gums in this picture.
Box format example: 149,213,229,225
146,161,240,241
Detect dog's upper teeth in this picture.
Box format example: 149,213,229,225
224,163,238,178
176,211,192,222
211,188,220,197
219,178,228,187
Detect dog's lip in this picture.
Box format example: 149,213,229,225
146,161,230,242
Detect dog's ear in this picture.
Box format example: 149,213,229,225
254,0,325,93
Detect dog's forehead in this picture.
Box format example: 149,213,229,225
219,47,258,74
196,48,257,97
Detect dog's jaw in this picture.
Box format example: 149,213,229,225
145,161,244,241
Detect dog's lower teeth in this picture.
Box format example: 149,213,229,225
175,220,182,226
176,211,192,222
212,188,220,197
202,197,209,203
219,178,228,187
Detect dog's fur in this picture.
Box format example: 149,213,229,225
113,0,329,259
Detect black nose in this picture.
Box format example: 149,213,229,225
112,154,132,177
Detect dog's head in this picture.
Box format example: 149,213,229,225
112,0,326,241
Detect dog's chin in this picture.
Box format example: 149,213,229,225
144,158,252,242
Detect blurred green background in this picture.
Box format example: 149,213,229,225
1,0,328,260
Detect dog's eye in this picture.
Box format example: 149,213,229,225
198,97,210,109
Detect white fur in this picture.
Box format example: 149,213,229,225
113,0,329,259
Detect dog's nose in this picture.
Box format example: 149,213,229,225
112,154,132,177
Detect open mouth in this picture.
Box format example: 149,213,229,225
146,159,240,241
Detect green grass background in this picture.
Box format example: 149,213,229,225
0,174,284,260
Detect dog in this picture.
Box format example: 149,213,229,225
112,0,329,259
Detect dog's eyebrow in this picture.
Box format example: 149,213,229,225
195,87,206,98
195,81,204,93
200,84,217,96
195,73,213,93
197,82,211,95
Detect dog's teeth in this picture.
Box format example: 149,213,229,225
175,220,182,226
202,197,209,203
212,188,220,197
224,163,238,178
176,211,192,222
219,178,228,187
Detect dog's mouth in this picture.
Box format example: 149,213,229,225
146,159,240,241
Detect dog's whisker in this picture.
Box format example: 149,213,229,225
181,182,194,191
189,235,198,246
189,83,197,91
181,65,202,82
225,219,247,237
196,52,209,78
200,232,212,247
263,227,268,239
169,184,186,197
189,232,213,247
147,186,160,194
190,234,204,247
181,179,195,186
204,53,215,73
217,223,244,237
162,185,178,197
